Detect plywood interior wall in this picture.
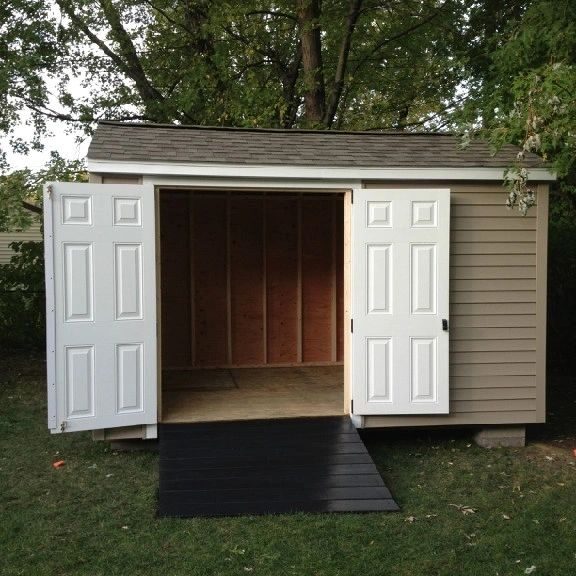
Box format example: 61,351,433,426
160,191,344,368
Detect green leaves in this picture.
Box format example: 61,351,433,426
0,152,86,233
2,0,473,139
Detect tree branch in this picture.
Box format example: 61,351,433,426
223,26,280,63
17,95,150,125
323,0,363,128
280,42,303,128
350,5,445,76
245,10,297,21
98,0,167,118
56,0,167,121
22,201,42,215
143,0,194,34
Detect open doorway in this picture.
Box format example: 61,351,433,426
158,189,346,423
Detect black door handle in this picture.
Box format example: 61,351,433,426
442,319,449,331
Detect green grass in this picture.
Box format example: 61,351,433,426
1,351,575,576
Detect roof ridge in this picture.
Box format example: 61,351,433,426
98,120,457,137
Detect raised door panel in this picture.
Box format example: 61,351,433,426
65,345,95,419
116,343,144,413
63,243,94,322
367,244,392,314
114,243,143,320
367,338,393,402
411,244,437,315
410,337,437,402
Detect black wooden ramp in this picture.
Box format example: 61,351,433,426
158,416,399,517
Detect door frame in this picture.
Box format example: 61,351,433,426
153,183,354,421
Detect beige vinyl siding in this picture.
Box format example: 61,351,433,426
0,222,42,265
362,181,548,428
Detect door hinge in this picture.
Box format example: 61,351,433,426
350,190,354,204
60,421,67,432
350,318,353,333
351,399,354,413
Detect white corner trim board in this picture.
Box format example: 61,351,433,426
87,159,555,182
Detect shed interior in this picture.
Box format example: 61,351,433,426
159,190,346,422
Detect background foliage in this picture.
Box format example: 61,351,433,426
0,240,44,349
0,155,87,349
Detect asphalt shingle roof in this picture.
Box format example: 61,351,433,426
87,121,545,169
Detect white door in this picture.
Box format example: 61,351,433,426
352,188,450,415
44,182,157,433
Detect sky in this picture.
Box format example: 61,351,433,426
2,116,90,172
2,61,92,172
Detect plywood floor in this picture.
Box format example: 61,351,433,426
162,366,344,423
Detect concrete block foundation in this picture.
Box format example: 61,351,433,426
474,426,526,448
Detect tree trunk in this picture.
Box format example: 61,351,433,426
98,0,168,121
280,42,303,128
324,0,363,128
296,0,325,127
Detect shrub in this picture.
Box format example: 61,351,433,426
0,240,45,350
547,187,576,377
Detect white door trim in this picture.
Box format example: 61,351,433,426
44,184,57,430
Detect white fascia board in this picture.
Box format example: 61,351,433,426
87,158,556,182
141,174,361,191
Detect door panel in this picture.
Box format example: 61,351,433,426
45,182,157,433
352,189,450,415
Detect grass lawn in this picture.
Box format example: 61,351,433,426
1,350,575,576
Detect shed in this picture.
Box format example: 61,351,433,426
44,122,553,445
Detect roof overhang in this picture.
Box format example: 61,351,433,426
86,158,556,182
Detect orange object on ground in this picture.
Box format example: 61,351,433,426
52,460,65,469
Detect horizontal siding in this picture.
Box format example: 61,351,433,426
449,399,536,413
363,181,544,426
450,291,536,303
451,254,536,266
450,351,536,364
451,242,535,254
450,302,536,315
449,327,536,340
0,223,42,264
452,217,536,230
450,375,536,388
364,411,544,427
450,340,536,352
451,363,536,377
451,387,536,401
451,192,514,204
451,267,535,280
452,278,536,291
451,315,536,328
451,205,537,218
452,230,535,242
